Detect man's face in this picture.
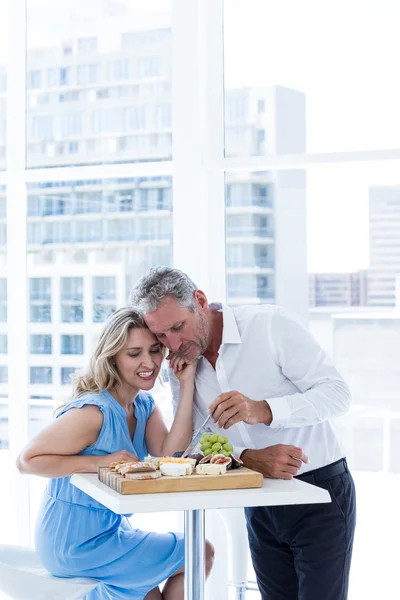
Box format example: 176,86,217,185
143,293,210,361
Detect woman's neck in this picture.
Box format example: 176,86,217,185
109,385,139,411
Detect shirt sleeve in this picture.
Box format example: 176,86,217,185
267,308,351,429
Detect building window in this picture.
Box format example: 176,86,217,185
60,67,70,86
29,278,51,323
61,277,84,323
257,99,265,113
0,366,7,383
0,335,7,354
30,367,52,384
61,335,84,355
92,109,121,134
0,278,6,322
108,60,130,81
125,106,147,131
32,116,54,140
93,276,116,323
77,64,98,85
30,334,52,355
61,113,83,137
61,367,77,385
78,37,97,53
155,103,171,129
27,70,42,89
138,57,161,78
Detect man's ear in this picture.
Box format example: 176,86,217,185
194,289,208,309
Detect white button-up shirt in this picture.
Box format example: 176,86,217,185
169,303,350,474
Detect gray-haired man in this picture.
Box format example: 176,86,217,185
130,266,356,600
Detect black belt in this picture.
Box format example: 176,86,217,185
295,458,348,484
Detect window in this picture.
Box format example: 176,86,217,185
108,60,130,81
30,367,52,384
77,64,98,85
93,276,116,323
31,116,54,140
155,103,171,129
61,335,84,355
30,334,52,354
0,366,7,383
0,334,7,353
61,277,83,322
78,37,97,54
137,57,162,78
125,106,147,131
29,278,51,323
61,367,77,385
27,70,41,89
61,113,83,137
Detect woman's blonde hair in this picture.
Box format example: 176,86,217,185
71,307,149,399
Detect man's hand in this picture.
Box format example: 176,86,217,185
241,445,309,480
208,391,272,429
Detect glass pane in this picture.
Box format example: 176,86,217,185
26,173,173,434
0,0,6,170
224,0,400,155
26,0,172,168
225,161,400,599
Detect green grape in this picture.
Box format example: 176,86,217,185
223,443,233,452
210,433,219,443
201,441,212,449
217,435,226,444
203,433,211,441
212,442,222,451
221,450,230,457
199,436,206,445
223,436,229,444
203,448,213,456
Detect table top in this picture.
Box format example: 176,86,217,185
71,473,331,514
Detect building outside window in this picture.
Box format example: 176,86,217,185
93,276,116,323
30,334,52,354
30,367,52,384
61,334,84,355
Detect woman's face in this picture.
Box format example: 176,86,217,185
113,327,163,393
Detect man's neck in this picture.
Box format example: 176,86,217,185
203,306,223,369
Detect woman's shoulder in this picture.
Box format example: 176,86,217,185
57,392,110,418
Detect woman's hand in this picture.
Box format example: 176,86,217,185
167,352,197,384
97,450,140,467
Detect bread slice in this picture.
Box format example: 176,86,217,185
125,471,162,480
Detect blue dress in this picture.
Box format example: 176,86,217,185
34,390,184,600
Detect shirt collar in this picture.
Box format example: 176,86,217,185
221,304,242,346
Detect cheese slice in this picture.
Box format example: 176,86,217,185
160,463,192,477
195,464,227,475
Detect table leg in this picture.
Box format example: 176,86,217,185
184,509,205,600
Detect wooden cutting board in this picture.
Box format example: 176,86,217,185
98,466,263,495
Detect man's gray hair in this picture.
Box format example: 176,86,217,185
129,266,198,313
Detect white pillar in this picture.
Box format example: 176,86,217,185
172,0,226,302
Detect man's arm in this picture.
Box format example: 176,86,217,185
267,308,351,429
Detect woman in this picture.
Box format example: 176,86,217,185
17,307,214,600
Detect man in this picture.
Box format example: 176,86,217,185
130,266,356,600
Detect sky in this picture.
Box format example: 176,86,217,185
3,0,400,273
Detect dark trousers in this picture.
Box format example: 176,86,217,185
245,458,356,600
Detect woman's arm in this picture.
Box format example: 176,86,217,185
145,358,196,457
16,405,138,478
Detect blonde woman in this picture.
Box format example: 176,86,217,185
17,307,214,600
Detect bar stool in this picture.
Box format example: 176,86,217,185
0,545,98,600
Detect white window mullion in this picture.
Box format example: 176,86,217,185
172,0,226,301
7,0,30,545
